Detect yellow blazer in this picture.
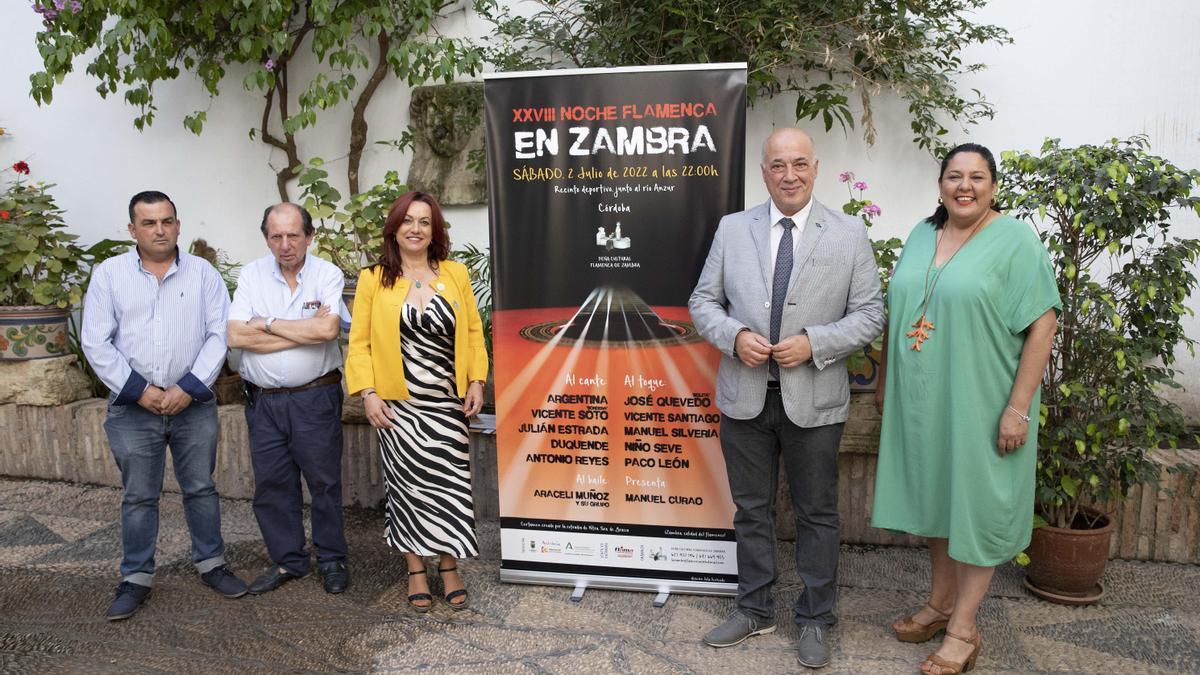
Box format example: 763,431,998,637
345,259,489,399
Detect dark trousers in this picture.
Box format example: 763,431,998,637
245,381,347,575
720,389,843,627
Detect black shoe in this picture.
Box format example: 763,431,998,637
106,581,151,621
319,561,349,594
248,566,307,595
200,564,249,598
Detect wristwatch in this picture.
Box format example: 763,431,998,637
264,317,276,334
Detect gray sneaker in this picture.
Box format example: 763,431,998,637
796,624,830,669
702,610,777,648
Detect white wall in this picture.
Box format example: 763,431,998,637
3,1,1199,412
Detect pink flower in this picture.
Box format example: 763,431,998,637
853,181,868,191
264,58,275,72
863,204,882,217
838,171,853,183
0,211,9,220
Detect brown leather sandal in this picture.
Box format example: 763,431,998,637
407,569,432,613
893,602,952,643
922,629,981,674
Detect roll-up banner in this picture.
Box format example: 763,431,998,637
484,64,747,595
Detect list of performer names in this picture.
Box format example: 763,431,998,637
514,371,721,513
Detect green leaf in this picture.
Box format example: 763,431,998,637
1060,475,1081,499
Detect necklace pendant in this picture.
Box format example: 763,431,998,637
906,315,935,352
414,280,422,288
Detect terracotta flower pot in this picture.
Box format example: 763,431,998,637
213,371,245,405
1024,507,1113,605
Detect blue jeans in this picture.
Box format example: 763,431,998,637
104,395,226,586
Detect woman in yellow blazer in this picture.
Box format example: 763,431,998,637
346,191,488,612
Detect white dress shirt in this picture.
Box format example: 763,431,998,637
229,253,344,388
768,198,813,271
82,249,230,404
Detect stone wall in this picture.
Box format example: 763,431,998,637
2,395,1196,563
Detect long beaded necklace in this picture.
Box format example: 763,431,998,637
906,219,986,352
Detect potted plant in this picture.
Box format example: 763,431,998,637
450,242,494,413
0,159,90,359
189,238,244,404
299,158,407,314
1000,136,1200,603
838,171,902,391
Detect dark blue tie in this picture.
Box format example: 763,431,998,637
769,217,796,379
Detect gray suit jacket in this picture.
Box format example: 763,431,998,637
688,199,884,427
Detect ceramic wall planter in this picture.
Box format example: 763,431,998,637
0,305,70,360
847,343,882,392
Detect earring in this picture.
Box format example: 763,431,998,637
937,198,944,205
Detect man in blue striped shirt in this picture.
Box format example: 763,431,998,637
82,190,249,620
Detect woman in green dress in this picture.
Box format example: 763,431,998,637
872,143,1060,674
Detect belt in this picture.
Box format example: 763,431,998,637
248,369,342,396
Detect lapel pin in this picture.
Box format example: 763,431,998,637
436,282,445,291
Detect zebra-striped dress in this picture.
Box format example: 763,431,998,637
377,294,478,558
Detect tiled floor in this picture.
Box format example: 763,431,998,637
1,478,1197,673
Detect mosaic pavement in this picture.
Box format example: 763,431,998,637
1,477,1198,674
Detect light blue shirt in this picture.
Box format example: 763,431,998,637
229,253,344,388
82,249,230,404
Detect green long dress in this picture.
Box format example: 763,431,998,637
871,215,1061,566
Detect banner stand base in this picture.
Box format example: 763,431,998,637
501,568,736,598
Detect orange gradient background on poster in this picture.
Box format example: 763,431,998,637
494,306,735,529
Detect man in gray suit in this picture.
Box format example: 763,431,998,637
689,128,883,669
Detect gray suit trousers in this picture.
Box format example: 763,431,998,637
720,390,842,627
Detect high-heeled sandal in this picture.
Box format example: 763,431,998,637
893,602,951,643
407,569,432,613
922,629,981,674
438,566,469,610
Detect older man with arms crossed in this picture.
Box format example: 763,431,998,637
689,128,884,668
83,190,248,621
228,203,349,595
